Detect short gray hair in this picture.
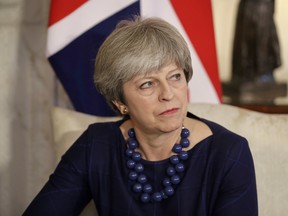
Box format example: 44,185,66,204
94,16,193,113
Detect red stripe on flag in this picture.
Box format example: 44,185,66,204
170,0,222,101
48,0,88,26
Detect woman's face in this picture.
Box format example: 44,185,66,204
119,63,188,135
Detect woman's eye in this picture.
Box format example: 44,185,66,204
170,73,181,80
140,81,153,89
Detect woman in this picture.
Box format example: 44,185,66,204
24,16,258,215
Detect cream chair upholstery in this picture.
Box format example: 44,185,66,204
51,103,288,216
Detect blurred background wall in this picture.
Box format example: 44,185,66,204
0,0,287,215
213,0,288,104
0,0,72,215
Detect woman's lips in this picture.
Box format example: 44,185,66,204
159,108,179,115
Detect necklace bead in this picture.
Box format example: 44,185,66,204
181,128,190,138
181,138,190,148
175,163,185,172
143,184,152,193
162,178,171,187
166,166,176,176
126,127,190,203
126,149,133,157
152,192,162,202
134,163,144,173
129,171,138,180
133,183,142,192
172,144,182,153
171,175,181,184
128,138,138,149
137,174,147,183
127,160,136,169
132,152,141,161
179,151,189,160
164,186,174,196
141,193,151,203
170,155,180,164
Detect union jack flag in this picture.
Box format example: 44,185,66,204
47,0,222,116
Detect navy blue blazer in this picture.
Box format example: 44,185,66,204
23,113,258,216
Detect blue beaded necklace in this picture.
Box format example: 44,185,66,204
125,127,190,203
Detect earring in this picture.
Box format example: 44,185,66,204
122,107,128,115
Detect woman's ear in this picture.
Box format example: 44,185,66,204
112,100,129,115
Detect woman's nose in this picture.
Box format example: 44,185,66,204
159,82,174,101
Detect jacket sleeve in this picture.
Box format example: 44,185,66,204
23,129,92,216
213,138,258,216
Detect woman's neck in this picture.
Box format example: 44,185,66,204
137,129,182,161
121,120,183,161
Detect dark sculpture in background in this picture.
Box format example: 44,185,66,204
223,0,287,104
